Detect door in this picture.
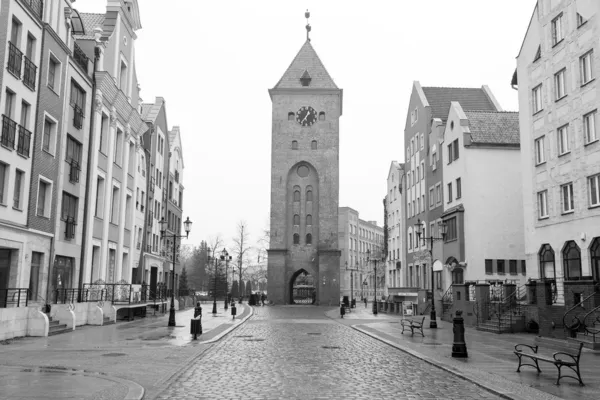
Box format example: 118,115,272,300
51,256,73,302
0,250,11,307
150,267,157,300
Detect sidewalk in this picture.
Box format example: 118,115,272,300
0,302,252,400
327,304,600,400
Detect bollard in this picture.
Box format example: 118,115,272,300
451,310,468,358
231,303,237,319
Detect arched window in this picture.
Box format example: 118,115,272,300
306,186,313,201
563,241,582,280
288,112,294,121
306,214,312,225
452,268,464,284
311,140,317,150
293,185,301,202
293,214,300,225
319,111,325,121
590,237,600,282
293,234,300,245
306,233,312,245
539,244,555,280
292,140,298,150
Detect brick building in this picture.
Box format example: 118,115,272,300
266,37,342,305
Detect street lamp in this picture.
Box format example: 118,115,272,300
414,218,447,329
366,248,383,315
220,248,232,310
159,216,192,327
345,261,361,307
206,247,219,315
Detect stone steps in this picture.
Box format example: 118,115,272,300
48,319,71,336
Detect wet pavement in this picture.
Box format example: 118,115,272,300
328,303,600,400
0,302,251,400
155,306,503,400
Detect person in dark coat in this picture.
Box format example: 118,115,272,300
260,293,266,306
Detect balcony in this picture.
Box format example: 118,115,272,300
69,159,80,183
73,42,89,74
16,125,31,157
1,115,17,149
23,0,44,19
64,217,76,240
73,104,84,129
23,56,37,90
7,42,22,78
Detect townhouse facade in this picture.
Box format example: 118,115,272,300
515,0,599,303
384,161,405,290
441,102,527,295
338,207,384,300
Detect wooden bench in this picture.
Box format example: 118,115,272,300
400,316,425,337
514,341,584,386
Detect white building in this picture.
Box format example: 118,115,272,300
385,161,405,290
441,102,527,288
515,0,600,301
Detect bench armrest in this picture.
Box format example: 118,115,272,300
515,344,537,353
553,352,578,363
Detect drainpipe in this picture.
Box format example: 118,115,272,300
78,45,100,298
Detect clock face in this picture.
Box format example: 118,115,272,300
296,106,317,127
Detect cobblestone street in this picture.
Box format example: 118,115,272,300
155,306,501,400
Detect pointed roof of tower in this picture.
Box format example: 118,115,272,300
273,40,338,89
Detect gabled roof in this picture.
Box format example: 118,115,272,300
422,87,498,122
273,40,338,89
141,98,164,123
76,13,105,39
464,111,520,145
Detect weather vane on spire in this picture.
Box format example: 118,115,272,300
305,9,311,42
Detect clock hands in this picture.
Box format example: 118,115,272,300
301,113,309,123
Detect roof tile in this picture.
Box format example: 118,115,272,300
422,87,498,121
464,111,520,145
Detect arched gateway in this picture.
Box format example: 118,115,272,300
266,21,342,305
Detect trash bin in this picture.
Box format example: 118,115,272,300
191,318,202,340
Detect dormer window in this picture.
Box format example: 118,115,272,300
300,70,311,87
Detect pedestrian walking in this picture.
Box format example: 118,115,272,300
261,293,266,306
364,297,367,308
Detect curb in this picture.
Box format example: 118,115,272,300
198,304,254,344
351,324,557,400
0,365,145,400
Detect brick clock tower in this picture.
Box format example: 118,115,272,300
266,23,343,305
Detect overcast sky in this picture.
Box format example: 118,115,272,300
77,0,535,251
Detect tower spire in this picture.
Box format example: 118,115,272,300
305,9,311,42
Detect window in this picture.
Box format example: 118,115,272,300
453,139,459,161
66,135,82,164
552,13,563,46
521,260,527,275
13,169,24,209
293,233,300,245
311,140,317,150
42,117,56,153
436,184,441,204
306,214,312,225
420,161,424,180
456,178,461,199
563,241,582,280
48,56,59,90
114,129,123,165
581,50,594,85
95,177,105,217
70,81,85,128
561,182,574,213
319,112,325,121
555,68,566,100
448,142,453,163
447,182,452,203
99,113,108,154
429,187,434,207
293,190,300,201
435,271,442,290
557,124,570,155
532,84,543,114
589,174,600,207
538,190,548,218
420,133,424,150
584,110,597,144
591,238,600,282
110,186,120,223
445,217,457,241
509,260,518,275
407,172,411,188
408,232,412,250
306,188,313,201
406,147,410,160
535,136,545,164
485,259,493,275
61,192,78,221
119,60,128,92
416,166,420,183
37,179,51,217
293,214,300,225
533,45,541,62
497,260,505,275
288,112,294,121
0,162,7,205
291,140,298,150
539,244,556,280
577,13,587,28
306,234,312,245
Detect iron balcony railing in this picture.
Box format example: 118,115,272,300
17,125,31,157
0,288,29,308
73,104,84,129
65,216,76,239
1,115,17,149
23,0,44,19
23,56,37,90
73,42,89,74
69,159,80,183
7,42,22,78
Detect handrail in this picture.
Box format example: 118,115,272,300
442,285,453,304
562,282,600,337
0,288,30,308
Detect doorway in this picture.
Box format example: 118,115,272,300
289,269,316,305
150,266,157,299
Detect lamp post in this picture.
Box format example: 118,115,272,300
159,216,192,327
206,248,219,315
220,248,232,310
414,218,447,329
345,261,360,307
366,249,383,315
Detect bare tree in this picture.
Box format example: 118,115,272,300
232,221,251,292
205,235,224,278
